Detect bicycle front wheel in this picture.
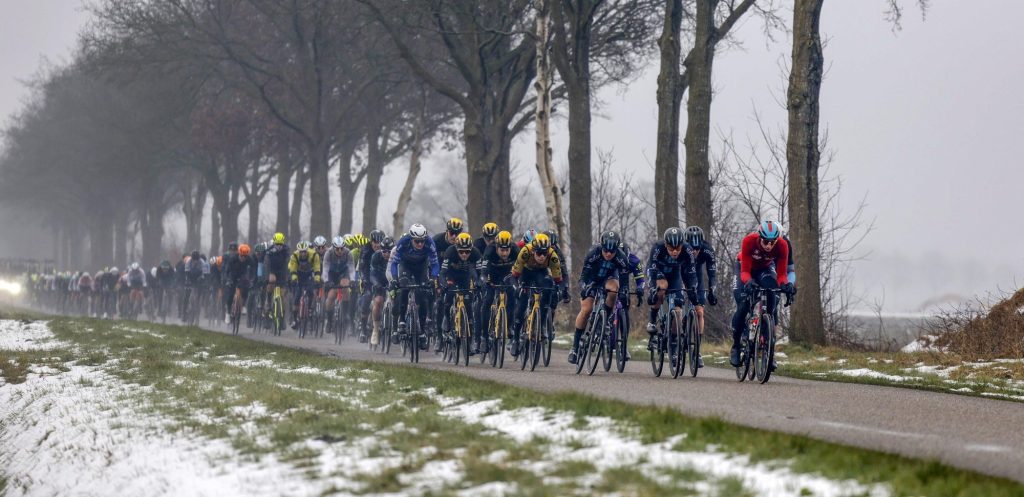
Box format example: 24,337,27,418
669,309,685,379
688,309,701,378
586,310,606,376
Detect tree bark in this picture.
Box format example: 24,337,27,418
247,186,261,244
786,0,826,346
393,116,424,236
362,125,386,234
535,1,569,261
209,205,221,257
682,0,716,233
141,200,165,268
275,161,292,237
182,178,207,252
89,217,114,269
114,211,128,267
290,166,308,241
307,140,332,239
463,116,514,232
654,0,684,234
336,140,360,235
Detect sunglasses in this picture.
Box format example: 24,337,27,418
457,249,471,255
412,239,425,245
760,238,778,247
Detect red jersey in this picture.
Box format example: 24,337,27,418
738,232,789,286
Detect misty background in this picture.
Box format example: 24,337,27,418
1,1,1021,312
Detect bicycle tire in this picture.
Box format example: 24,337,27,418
669,309,685,379
460,307,471,367
529,321,541,372
616,308,628,373
586,309,606,376
755,313,774,384
602,313,614,372
542,308,553,367
688,309,701,378
650,316,665,377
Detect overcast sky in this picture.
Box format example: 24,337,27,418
2,1,1022,310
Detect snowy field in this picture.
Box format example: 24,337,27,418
1,319,897,496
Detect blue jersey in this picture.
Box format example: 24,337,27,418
618,250,646,290
389,234,441,279
579,245,632,284
689,241,718,291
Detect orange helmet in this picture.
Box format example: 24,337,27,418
238,244,251,256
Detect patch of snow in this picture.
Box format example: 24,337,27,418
457,481,518,497
440,400,889,497
902,364,951,378
830,369,914,382
952,387,974,393
901,335,945,353
0,320,63,351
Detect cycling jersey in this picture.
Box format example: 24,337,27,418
737,232,789,286
440,246,482,282
645,242,697,286
288,248,322,280
473,236,492,254
432,232,457,257
388,234,440,280
224,255,257,287
126,268,147,289
265,243,291,278
689,240,718,292
322,247,354,284
481,244,520,284
511,242,563,283
579,245,630,285
368,251,390,290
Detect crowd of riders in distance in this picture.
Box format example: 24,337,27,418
25,218,795,369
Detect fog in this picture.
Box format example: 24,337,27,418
2,1,1022,312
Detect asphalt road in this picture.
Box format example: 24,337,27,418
205,322,1024,483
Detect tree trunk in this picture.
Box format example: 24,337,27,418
654,0,684,234
307,140,332,239
534,4,569,260
247,194,261,244
363,126,386,234
290,166,307,241
336,141,359,235
393,117,424,236
682,0,716,232
464,116,514,233
209,205,221,257
90,217,114,269
182,179,207,253
218,189,241,252
491,135,515,230
786,0,826,346
275,161,292,237
566,84,592,263
141,201,165,268
114,212,128,267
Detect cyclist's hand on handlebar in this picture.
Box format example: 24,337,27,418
781,282,795,296
707,290,718,306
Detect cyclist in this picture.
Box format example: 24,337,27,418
265,232,291,294
253,242,269,286
516,228,538,249
358,230,386,338
125,262,148,315
439,233,483,353
288,241,322,329
224,244,257,324
474,222,499,253
153,260,175,318
730,220,794,367
388,223,440,348
479,230,520,348
615,242,646,361
685,226,717,367
312,236,329,260
508,233,563,357
323,235,355,333
367,236,394,346
645,228,699,356
569,231,631,365
543,229,571,308
433,218,465,255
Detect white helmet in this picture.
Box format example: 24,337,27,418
409,223,428,240
313,235,328,248
332,235,345,249
129,262,140,271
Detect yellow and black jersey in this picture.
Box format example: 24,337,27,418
511,242,563,283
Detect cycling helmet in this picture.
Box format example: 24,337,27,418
543,229,559,246
129,262,140,271
522,229,538,244
684,226,705,247
533,233,551,253
228,241,238,251
350,233,366,246
409,224,428,240
313,235,328,249
332,236,345,249
664,227,684,248
296,241,311,251
620,242,631,256
599,231,620,252
272,232,286,245
454,233,473,250
159,260,172,269
380,237,395,251
482,222,499,238
369,229,385,243
495,231,513,249
446,217,465,234
758,220,781,241
150,268,157,278
191,250,201,259
238,244,251,256
254,242,268,255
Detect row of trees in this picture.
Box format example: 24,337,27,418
0,0,923,345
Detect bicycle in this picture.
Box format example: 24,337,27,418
295,283,315,339
444,287,475,367
517,285,551,372
379,290,395,354
264,280,286,337
229,285,246,335
485,284,514,369
607,290,642,374
329,283,353,345
396,282,431,364
647,289,688,378
737,286,792,384
575,286,613,376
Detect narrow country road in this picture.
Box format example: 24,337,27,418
205,323,1024,483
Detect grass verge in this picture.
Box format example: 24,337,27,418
5,312,1024,496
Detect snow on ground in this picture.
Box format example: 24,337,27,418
439,398,890,497
829,369,914,383
900,335,945,353
0,319,62,351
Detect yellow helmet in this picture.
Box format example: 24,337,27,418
446,217,465,234
532,233,551,252
495,231,513,249
482,222,499,238
455,232,473,250
272,232,286,245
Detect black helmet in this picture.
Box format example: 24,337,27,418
599,231,620,252
369,229,385,243
191,250,201,259
619,242,631,256
543,229,559,246
684,226,705,248
228,241,238,251
380,237,395,251
159,260,172,269
664,228,684,248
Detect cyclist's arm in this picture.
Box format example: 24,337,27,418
548,250,563,284
775,239,790,285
